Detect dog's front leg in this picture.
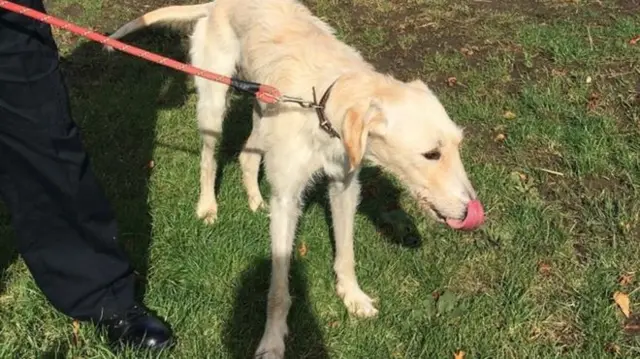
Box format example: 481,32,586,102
329,173,378,318
255,181,305,359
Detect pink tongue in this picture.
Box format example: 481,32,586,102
446,199,485,231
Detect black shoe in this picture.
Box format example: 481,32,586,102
101,304,174,350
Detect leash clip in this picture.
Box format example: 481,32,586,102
278,95,323,109
276,83,341,139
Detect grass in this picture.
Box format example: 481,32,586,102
1,0,640,358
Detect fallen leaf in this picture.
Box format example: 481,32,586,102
494,133,506,142
72,320,80,346
503,111,517,120
537,261,552,276
587,92,600,111
460,47,474,56
605,342,621,354
630,35,640,45
298,242,308,257
619,272,634,286
446,77,458,87
614,291,631,318
551,68,567,77
454,350,465,359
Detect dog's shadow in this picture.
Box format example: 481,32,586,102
305,168,423,250
223,257,329,359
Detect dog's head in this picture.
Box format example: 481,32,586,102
337,75,484,231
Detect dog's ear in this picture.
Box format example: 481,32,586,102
342,100,384,172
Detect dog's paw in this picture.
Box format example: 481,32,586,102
196,199,218,225
248,194,268,212
254,336,285,359
337,283,379,318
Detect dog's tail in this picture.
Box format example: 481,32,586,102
105,2,213,49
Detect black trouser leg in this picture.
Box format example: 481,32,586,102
0,0,136,321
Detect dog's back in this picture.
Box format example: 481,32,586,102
216,0,372,93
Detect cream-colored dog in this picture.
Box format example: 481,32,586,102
108,1,485,357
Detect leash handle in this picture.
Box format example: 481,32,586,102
0,0,282,104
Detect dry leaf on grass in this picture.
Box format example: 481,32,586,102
605,342,621,354
551,68,567,77
587,92,600,111
298,242,308,257
503,111,516,120
460,47,474,56
586,92,602,111
619,272,634,286
613,291,631,318
630,35,640,45
72,320,80,346
446,77,458,87
494,133,506,142
454,350,465,359
537,261,552,276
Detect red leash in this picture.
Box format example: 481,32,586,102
0,0,290,105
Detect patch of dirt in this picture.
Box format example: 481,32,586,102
539,171,638,263
59,3,84,19
462,123,511,164
615,0,640,14
469,0,559,18
530,314,585,352
508,47,556,89
99,0,201,33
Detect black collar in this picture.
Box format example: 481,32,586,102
312,81,340,139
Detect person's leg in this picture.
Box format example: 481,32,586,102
0,0,172,350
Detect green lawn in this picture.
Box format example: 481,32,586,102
1,0,639,358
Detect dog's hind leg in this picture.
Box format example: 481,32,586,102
191,15,239,225
329,173,379,317
239,101,266,212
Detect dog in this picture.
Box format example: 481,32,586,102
107,1,486,357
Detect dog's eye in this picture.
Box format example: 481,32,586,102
422,150,441,161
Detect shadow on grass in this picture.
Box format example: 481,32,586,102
0,26,186,358
55,28,192,301
303,170,423,251
223,257,329,359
